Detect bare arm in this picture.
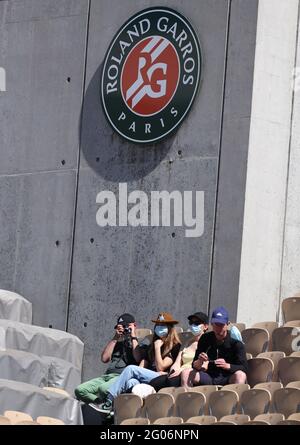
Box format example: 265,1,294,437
170,350,183,372
101,324,124,363
128,323,144,364
154,339,173,372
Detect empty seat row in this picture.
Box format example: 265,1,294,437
120,412,300,425
0,411,64,425
113,385,300,424
247,356,300,386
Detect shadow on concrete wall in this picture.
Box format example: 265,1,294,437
80,64,176,182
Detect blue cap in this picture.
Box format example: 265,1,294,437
211,306,229,325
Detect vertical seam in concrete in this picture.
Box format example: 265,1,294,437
207,0,231,317
278,0,300,321
65,0,91,332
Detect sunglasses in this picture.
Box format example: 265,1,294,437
188,320,203,326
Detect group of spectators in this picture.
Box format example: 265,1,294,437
75,307,248,415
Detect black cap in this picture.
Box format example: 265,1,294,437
188,311,209,325
114,313,135,328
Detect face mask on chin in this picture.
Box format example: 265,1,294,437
155,325,169,338
190,324,203,336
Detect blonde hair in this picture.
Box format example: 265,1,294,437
148,326,181,363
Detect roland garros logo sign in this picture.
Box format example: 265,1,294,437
101,7,201,144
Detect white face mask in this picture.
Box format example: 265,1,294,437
190,324,203,336
155,325,169,338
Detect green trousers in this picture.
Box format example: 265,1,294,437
74,373,119,403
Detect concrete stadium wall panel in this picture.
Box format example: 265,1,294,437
0,176,20,291
0,0,88,174
0,171,76,329
210,0,258,318
69,160,217,379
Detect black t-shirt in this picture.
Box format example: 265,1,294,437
105,336,150,375
147,342,181,371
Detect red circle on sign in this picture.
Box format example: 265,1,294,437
121,36,180,116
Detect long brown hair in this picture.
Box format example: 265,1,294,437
148,325,181,363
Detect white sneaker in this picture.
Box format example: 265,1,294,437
88,402,103,412
89,401,114,416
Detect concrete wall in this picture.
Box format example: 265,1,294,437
0,0,89,329
238,0,300,326
280,3,300,308
0,0,258,379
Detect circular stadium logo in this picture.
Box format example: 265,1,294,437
101,7,201,144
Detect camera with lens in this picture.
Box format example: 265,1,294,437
123,325,132,348
123,325,132,335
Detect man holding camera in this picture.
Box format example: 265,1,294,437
75,313,143,410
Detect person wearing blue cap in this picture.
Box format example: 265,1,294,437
181,306,248,388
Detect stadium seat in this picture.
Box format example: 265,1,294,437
153,416,183,425
4,410,33,424
15,420,40,425
242,328,269,357
282,296,300,323
36,416,65,425
114,394,143,425
175,391,206,421
288,413,300,421
286,381,300,389
143,393,174,423
257,351,285,381
290,351,300,357
243,420,270,425
252,322,278,350
284,320,300,327
272,327,298,356
220,414,250,424
277,420,300,425
120,418,150,425
0,415,11,425
158,386,186,400
222,384,250,413
214,420,237,425
185,415,217,425
222,384,250,399
273,387,300,417
277,356,300,386
247,357,274,387
254,382,283,411
254,413,284,424
230,323,246,332
208,390,239,419
240,389,271,418
188,385,218,415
